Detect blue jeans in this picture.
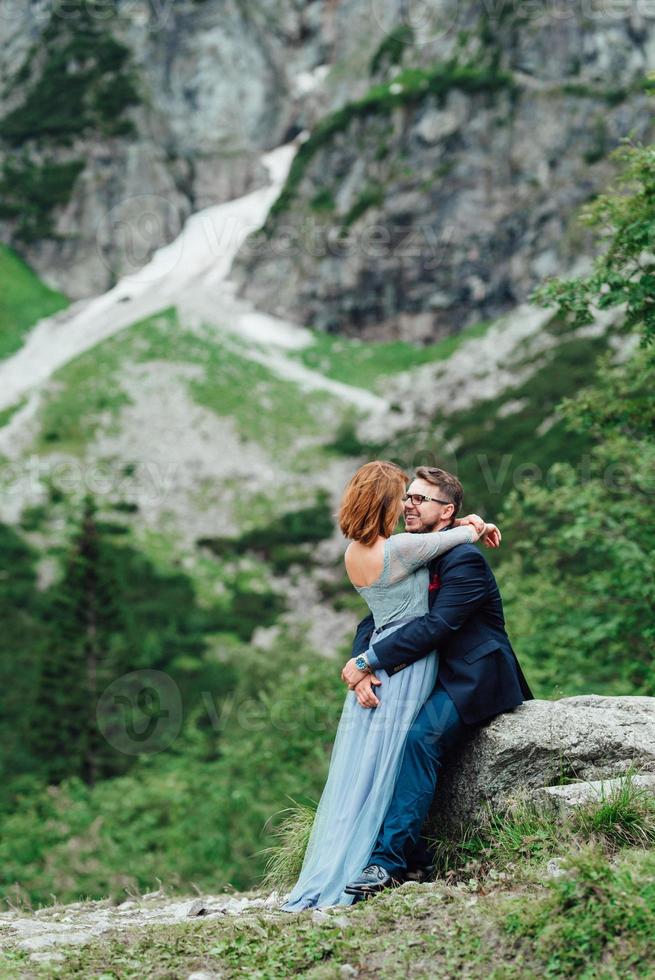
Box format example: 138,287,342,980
369,679,474,878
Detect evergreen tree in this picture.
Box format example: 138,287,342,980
0,524,49,805
30,495,131,785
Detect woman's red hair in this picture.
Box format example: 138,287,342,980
339,460,409,546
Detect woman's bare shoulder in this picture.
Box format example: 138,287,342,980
344,538,386,587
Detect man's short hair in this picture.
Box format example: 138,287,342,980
414,466,463,515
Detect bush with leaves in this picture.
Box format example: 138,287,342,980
500,137,655,697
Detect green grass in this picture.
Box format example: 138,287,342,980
35,331,133,455
369,23,415,77
294,319,492,393
570,776,655,850
559,75,655,106
32,307,347,460
2,839,653,978
126,308,343,456
341,183,385,226
0,245,69,358
0,399,26,431
505,847,655,977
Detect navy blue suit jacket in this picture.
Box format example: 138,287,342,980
351,541,534,726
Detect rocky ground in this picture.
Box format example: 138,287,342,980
0,887,286,970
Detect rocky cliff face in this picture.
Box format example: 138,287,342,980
3,0,653,325
233,3,655,341
0,0,352,296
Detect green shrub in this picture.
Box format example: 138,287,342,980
197,491,335,572
0,2,140,242
0,640,345,906
499,136,655,698
309,188,336,212
0,12,139,146
0,156,86,242
342,184,385,227
369,23,415,77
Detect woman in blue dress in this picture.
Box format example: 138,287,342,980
282,460,498,911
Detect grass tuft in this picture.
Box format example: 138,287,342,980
260,800,317,892
570,773,655,850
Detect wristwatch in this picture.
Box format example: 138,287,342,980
355,653,371,673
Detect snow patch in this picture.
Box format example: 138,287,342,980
0,138,385,417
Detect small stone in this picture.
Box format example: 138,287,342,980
312,910,331,924
332,915,350,928
415,107,461,144
340,966,358,978
547,859,565,878
29,952,66,964
186,900,209,918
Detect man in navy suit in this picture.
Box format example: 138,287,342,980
340,466,534,897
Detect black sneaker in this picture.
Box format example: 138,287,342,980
403,863,435,884
344,864,401,896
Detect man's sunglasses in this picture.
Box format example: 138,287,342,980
402,493,452,506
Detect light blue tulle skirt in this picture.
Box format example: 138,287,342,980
281,618,437,911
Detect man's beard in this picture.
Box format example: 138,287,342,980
404,517,441,534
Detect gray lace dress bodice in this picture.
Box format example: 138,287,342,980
353,526,474,628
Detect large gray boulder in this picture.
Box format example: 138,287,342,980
432,696,655,834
